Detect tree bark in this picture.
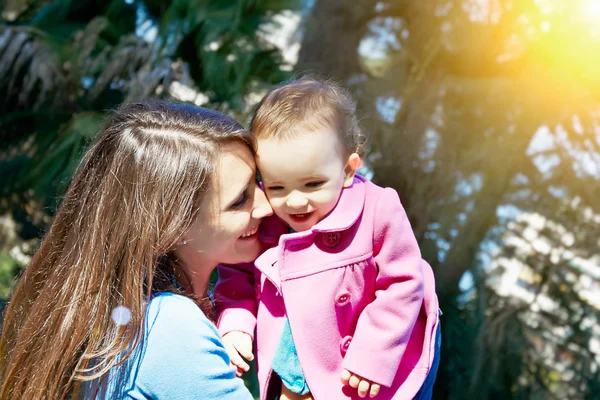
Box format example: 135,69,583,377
297,0,376,80
435,122,536,297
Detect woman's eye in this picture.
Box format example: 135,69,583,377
268,186,284,191
306,181,325,188
230,194,248,209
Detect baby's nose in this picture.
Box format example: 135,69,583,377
286,193,308,208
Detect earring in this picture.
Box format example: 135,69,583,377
182,240,187,245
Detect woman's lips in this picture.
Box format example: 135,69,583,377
239,225,259,239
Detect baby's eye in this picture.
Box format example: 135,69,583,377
267,186,284,191
305,181,325,188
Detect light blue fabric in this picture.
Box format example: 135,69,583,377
101,292,253,400
271,316,310,395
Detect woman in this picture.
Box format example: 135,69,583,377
0,101,273,399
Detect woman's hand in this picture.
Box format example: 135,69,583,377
341,369,381,398
222,331,254,377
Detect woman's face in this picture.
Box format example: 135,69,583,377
179,141,272,270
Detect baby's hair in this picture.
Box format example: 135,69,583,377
250,78,367,158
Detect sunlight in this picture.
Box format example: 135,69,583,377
583,0,600,20
525,0,600,89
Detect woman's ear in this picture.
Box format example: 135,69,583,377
343,153,362,188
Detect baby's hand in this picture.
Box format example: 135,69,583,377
341,369,381,398
222,331,254,377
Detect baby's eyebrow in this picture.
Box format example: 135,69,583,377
300,175,325,182
260,174,283,183
262,179,283,186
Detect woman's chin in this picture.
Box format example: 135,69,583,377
228,240,261,264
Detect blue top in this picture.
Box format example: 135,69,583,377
271,318,310,394
100,292,253,399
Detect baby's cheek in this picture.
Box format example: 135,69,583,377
317,192,340,212
269,199,286,212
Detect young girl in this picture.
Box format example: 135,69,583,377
216,79,441,400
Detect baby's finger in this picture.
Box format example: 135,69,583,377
369,383,381,398
340,369,352,384
235,343,254,361
235,357,250,372
357,379,370,398
225,344,250,372
348,374,361,389
223,343,236,364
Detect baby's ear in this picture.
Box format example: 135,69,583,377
343,153,361,188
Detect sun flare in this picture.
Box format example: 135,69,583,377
583,0,600,20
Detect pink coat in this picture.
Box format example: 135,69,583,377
216,175,439,400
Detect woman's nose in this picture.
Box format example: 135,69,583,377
252,185,273,219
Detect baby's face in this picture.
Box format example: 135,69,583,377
256,126,353,232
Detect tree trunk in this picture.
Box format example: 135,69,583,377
435,123,536,297
297,0,376,80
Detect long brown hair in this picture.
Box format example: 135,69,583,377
0,101,254,399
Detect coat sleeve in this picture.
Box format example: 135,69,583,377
341,187,425,387
214,262,258,339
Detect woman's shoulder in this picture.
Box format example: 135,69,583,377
146,292,218,336
122,292,252,399
147,292,204,317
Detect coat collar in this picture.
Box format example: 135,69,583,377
255,175,367,289
311,174,366,233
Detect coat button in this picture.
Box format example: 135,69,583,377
322,232,341,248
340,335,353,356
335,290,351,306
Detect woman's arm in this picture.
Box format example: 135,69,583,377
125,293,253,400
